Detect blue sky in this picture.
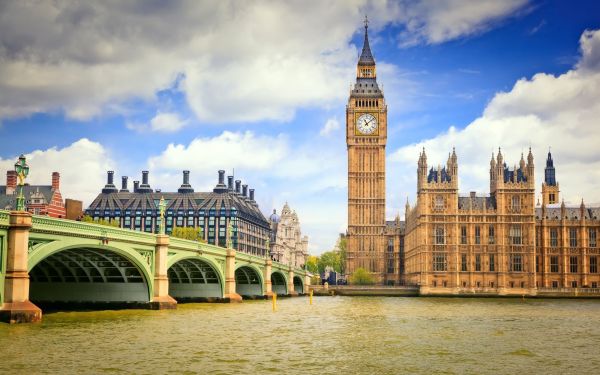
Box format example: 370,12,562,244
1,1,600,254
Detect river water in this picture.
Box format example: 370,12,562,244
1,297,599,374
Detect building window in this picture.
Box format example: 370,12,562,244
536,256,540,273
433,253,447,271
187,217,194,227
435,226,445,245
461,254,468,272
488,226,495,244
592,282,598,288
176,216,183,227
590,256,598,274
134,216,141,229
589,229,597,248
571,281,577,288
388,239,394,252
510,225,522,245
510,254,523,272
569,228,577,248
461,226,467,245
144,217,153,232
550,228,558,247
550,256,559,273
124,217,131,228
475,226,481,245
570,256,578,273
434,196,444,211
552,281,559,288
512,196,521,212
387,259,394,274
475,254,481,271
489,254,495,272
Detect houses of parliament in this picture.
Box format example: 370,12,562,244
345,20,600,294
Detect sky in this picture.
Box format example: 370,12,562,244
1,1,600,254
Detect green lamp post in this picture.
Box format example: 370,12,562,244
14,154,29,212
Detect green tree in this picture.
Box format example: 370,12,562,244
81,215,119,228
318,250,341,274
338,236,347,275
349,267,375,285
306,255,319,274
171,226,205,242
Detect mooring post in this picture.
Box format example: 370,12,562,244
0,211,42,323
264,259,274,299
149,234,177,310
224,249,242,302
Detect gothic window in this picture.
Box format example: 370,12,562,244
550,228,558,247
461,254,468,272
510,225,522,245
550,256,559,273
512,196,521,212
549,193,555,202
461,226,467,244
536,256,540,273
433,253,447,271
510,254,523,272
569,228,578,248
475,226,481,245
387,239,394,252
475,254,481,271
488,226,495,244
570,256,578,273
489,254,495,272
435,226,445,245
434,196,444,211
589,229,597,248
590,256,598,274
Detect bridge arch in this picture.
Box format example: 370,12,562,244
293,276,304,294
235,265,264,298
28,242,153,305
271,271,288,295
167,255,224,300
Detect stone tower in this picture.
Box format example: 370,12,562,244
542,150,559,205
346,18,387,282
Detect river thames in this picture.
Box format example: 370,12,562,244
1,296,599,374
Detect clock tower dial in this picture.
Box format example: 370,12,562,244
345,18,387,283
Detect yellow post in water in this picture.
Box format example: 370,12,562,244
309,289,313,305
272,293,277,312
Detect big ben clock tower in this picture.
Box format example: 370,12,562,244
346,18,387,282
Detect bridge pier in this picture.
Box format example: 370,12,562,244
264,259,274,299
0,212,42,323
149,234,177,310
224,249,242,302
288,268,298,296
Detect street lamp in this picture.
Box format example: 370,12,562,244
14,154,29,211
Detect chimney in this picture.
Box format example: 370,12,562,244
102,171,118,193
120,176,129,192
242,184,248,197
470,191,476,198
52,172,60,190
249,188,255,201
235,180,241,194
227,176,234,191
213,170,228,193
178,170,194,193
133,181,140,193
6,171,17,195
142,171,149,185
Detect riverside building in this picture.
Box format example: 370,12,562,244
344,19,599,293
85,170,271,256
0,170,66,218
268,202,309,268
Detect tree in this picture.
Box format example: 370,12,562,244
349,267,375,285
81,215,119,228
318,250,341,274
306,255,319,274
338,236,347,275
171,226,205,242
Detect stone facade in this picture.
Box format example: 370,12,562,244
403,149,600,294
268,203,308,268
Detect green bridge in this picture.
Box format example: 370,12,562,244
0,211,308,323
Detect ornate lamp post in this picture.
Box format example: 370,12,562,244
14,154,30,212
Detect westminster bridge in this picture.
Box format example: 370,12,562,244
0,210,308,323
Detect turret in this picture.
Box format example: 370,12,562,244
542,149,559,205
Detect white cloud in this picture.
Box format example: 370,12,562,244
388,29,600,215
320,118,340,136
0,139,114,206
0,1,529,123
127,112,188,133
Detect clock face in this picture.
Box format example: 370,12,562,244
356,113,377,135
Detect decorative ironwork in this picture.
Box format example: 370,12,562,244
14,154,29,211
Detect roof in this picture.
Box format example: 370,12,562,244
458,196,496,211
386,220,406,233
536,206,600,220
86,190,270,229
0,185,55,210
358,23,375,66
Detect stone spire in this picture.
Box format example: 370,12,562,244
358,15,375,66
